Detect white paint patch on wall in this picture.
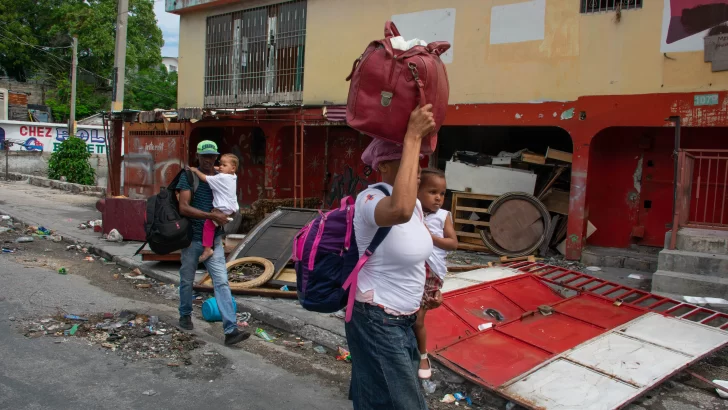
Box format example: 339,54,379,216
662,0,699,52
391,8,456,64
489,0,545,45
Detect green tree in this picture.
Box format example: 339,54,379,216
48,137,96,185
46,77,109,122
0,0,173,116
125,64,178,111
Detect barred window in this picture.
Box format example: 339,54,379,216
204,0,307,108
581,0,642,13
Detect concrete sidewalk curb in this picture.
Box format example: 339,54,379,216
1,172,105,197
0,206,347,350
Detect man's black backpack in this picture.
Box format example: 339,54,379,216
138,169,199,255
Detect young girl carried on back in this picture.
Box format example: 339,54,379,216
414,168,458,380
188,153,240,262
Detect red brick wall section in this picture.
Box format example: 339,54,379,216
8,92,28,106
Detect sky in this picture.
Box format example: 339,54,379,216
154,1,180,58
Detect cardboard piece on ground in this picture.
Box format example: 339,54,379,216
445,161,537,196
556,221,596,255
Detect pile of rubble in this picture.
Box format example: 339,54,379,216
19,311,204,365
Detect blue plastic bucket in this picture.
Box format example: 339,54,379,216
201,297,237,322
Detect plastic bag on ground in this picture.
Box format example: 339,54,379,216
107,229,123,243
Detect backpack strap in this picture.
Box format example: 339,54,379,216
133,241,147,256
342,185,392,322
186,169,199,201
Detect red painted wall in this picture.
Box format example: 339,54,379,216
271,126,378,207
188,126,266,206
588,127,728,248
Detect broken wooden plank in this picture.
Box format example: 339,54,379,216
456,231,483,239
454,218,490,227
521,152,546,165
499,255,536,263
545,147,573,163
452,192,499,201
456,206,491,214
537,166,567,199
456,242,491,252
541,189,569,215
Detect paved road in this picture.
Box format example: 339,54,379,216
0,256,351,410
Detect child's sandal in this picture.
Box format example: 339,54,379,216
418,353,432,379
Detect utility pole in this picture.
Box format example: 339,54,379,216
111,0,128,112
108,0,128,197
69,35,78,136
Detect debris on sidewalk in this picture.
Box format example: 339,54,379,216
440,394,456,404
15,236,34,243
236,312,251,328
684,296,728,307
715,380,728,399
157,284,178,301
17,311,204,365
106,229,123,243
124,271,149,280
336,346,351,362
255,328,275,342
313,345,327,354
142,390,158,396
421,379,438,395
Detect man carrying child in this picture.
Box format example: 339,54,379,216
176,140,249,346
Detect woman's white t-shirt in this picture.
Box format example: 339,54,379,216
353,183,434,313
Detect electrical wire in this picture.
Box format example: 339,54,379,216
0,27,177,104
0,22,73,49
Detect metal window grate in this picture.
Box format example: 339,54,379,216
581,0,642,13
204,0,307,109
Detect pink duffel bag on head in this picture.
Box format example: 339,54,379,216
345,21,450,155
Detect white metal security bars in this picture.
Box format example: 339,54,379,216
581,0,642,13
204,0,307,108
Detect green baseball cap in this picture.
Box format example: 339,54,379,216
196,140,219,155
